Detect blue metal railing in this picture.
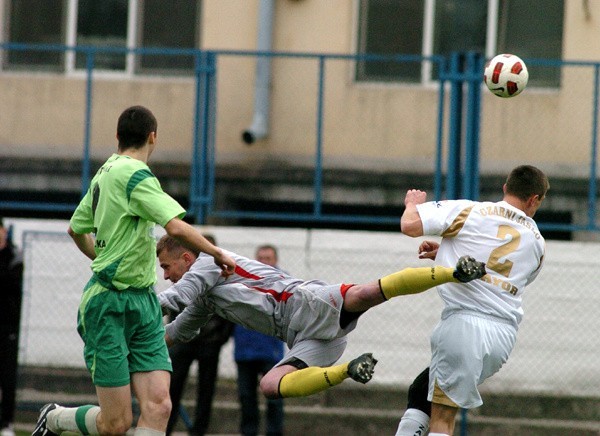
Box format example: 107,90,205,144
1,43,600,232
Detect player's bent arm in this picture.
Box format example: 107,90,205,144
158,284,197,313
400,203,424,237
401,189,426,237
67,226,96,260
164,302,211,344
157,286,189,314
164,217,236,275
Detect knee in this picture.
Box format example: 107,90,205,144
99,413,133,435
141,396,172,423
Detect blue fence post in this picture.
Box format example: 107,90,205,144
447,52,463,200
81,47,95,196
313,55,326,219
190,51,217,224
206,51,218,222
463,51,484,200
460,408,468,435
190,51,203,223
434,56,447,201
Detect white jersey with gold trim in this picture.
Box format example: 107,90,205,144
417,199,545,327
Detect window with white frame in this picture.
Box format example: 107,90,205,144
4,0,201,75
356,0,564,88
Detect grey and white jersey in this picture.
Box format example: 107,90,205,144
159,249,359,366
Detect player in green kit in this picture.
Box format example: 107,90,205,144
32,106,236,436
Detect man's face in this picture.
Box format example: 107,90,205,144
256,248,277,267
159,249,194,283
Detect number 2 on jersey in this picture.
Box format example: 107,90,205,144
486,225,520,277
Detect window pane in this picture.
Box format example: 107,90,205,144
76,0,127,70
6,0,64,70
356,0,424,82
498,0,564,88
434,0,487,55
138,0,199,74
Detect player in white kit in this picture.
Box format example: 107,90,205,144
395,165,549,436
156,235,486,401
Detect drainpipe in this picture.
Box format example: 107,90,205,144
242,0,275,145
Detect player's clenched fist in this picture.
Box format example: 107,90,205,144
404,189,427,206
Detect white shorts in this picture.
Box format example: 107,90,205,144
428,310,517,409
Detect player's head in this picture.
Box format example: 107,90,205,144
157,235,203,283
256,244,278,267
504,165,549,217
116,105,157,151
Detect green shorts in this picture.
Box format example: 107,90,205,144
77,277,172,387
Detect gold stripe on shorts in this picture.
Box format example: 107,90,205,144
432,379,459,407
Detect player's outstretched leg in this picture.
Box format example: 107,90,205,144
32,403,59,436
379,256,486,300
278,353,378,398
453,255,486,283
347,352,378,384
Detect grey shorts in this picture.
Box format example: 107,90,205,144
278,336,348,368
280,282,358,367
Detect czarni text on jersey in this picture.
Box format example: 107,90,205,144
477,206,542,239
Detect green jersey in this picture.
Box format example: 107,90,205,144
70,154,185,290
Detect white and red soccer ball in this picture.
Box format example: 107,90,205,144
484,54,529,98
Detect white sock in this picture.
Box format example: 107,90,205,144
429,433,450,436
395,408,430,436
51,405,100,434
134,427,165,436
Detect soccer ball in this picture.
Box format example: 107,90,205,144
484,54,529,98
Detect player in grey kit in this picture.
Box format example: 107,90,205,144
157,235,486,400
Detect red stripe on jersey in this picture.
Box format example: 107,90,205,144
235,265,293,302
250,286,293,302
235,265,262,280
340,283,354,298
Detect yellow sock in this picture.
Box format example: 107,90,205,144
379,266,457,300
278,363,349,398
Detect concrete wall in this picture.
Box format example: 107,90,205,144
7,218,599,398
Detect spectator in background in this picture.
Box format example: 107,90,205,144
164,234,234,436
234,245,285,436
0,218,24,436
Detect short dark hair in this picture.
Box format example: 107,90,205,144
505,165,549,201
117,105,157,150
156,233,216,257
156,235,199,257
203,233,217,246
256,244,278,258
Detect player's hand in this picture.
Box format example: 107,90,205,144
214,251,236,277
404,189,427,206
418,240,439,260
